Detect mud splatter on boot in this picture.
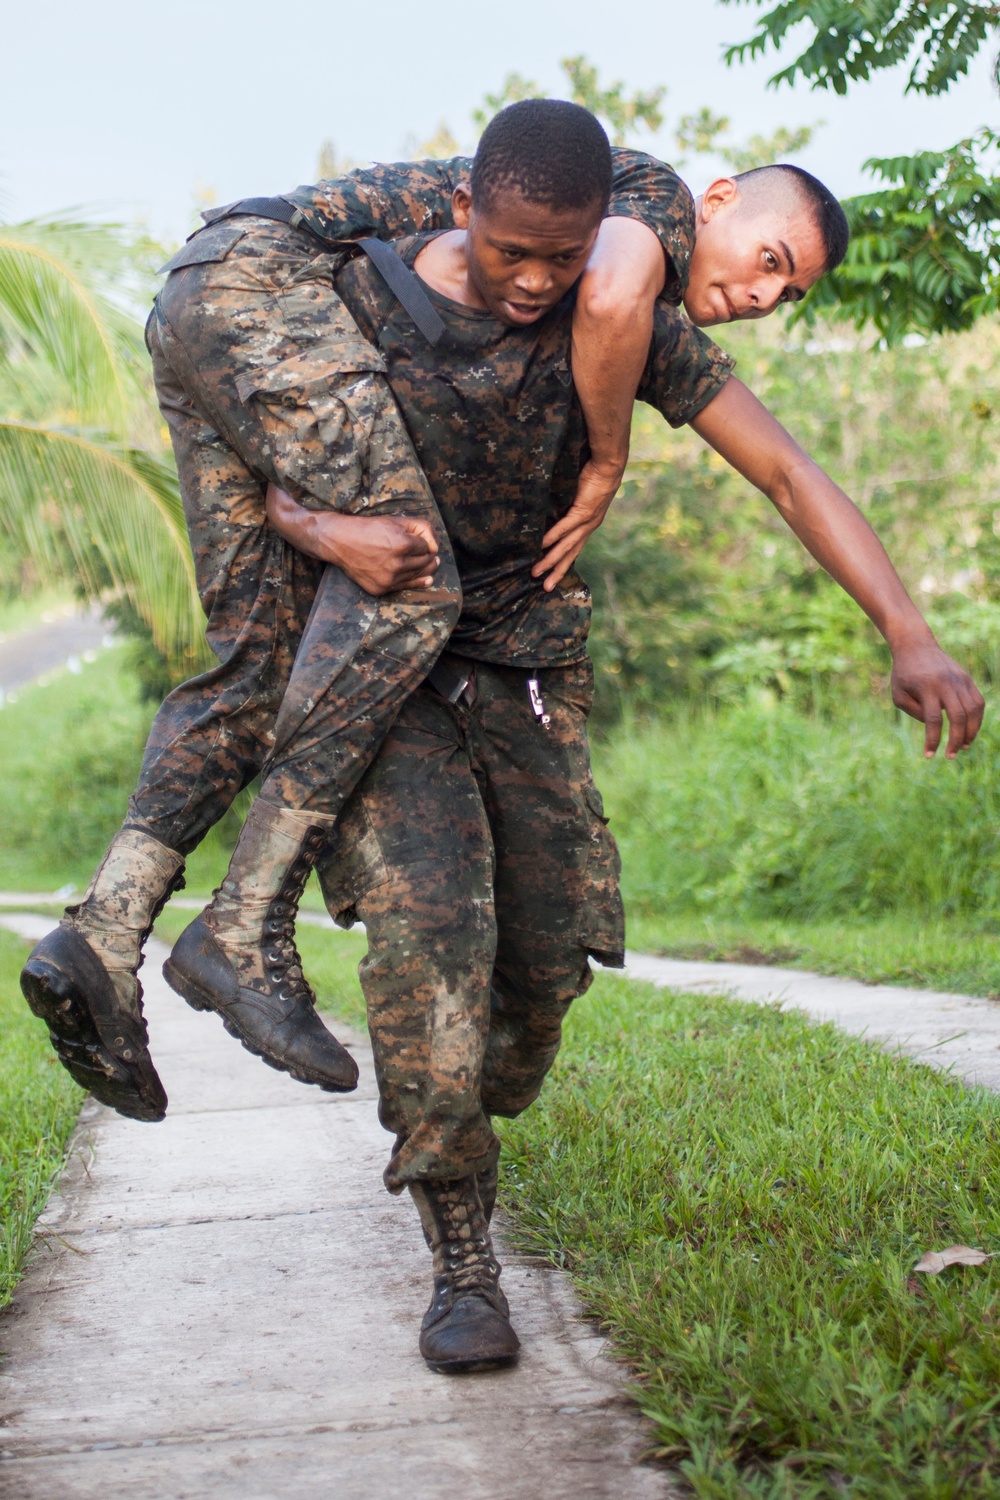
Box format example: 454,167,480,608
163,799,358,1091
20,828,185,1121
409,1173,519,1374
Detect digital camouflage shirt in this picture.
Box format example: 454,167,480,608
333,233,734,668
287,149,697,306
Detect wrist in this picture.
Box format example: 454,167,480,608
586,453,628,481
300,507,349,567
885,615,937,656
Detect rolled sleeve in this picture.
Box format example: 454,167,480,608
639,304,735,427
608,149,695,305
288,158,473,243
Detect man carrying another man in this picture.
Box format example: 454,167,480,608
23,100,984,1374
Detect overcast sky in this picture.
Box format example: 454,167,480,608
3,0,997,244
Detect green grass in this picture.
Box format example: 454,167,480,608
597,698,1000,924
0,928,84,1308
500,970,1000,1498
592,698,1000,997
0,647,243,894
626,911,1000,999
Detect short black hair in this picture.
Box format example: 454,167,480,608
734,163,850,272
471,99,613,218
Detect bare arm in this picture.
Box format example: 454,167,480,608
691,378,985,757
265,485,439,596
533,217,665,592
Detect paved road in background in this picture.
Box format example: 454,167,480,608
0,608,114,697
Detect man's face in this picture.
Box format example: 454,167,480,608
684,178,829,328
452,186,602,327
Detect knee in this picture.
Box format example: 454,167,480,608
494,948,594,1018
430,582,462,641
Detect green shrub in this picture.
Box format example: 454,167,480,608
597,699,1000,924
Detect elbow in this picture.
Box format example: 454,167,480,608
767,454,815,518
577,276,651,327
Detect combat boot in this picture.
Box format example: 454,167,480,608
162,799,358,1092
20,828,185,1121
477,1154,499,1223
409,1174,520,1374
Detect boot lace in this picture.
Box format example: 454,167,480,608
261,838,322,1003
433,1181,499,1292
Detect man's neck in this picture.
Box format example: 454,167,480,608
414,230,489,311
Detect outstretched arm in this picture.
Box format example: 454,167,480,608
534,218,666,592
691,378,985,757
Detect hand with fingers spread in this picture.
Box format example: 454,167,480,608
890,635,986,758
265,484,440,596
532,458,624,592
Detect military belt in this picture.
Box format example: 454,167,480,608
200,197,446,348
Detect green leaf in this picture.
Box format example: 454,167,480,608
721,1,1000,99
0,419,206,672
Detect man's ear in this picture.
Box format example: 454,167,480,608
699,177,740,224
452,184,473,228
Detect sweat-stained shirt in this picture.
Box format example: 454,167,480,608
280,153,734,666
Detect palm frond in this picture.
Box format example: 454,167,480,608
0,418,208,671
0,218,151,431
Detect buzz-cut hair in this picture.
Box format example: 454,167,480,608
734,163,850,272
471,99,613,218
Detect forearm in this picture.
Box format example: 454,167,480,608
266,485,332,561
773,461,934,650
265,484,439,594
572,217,665,475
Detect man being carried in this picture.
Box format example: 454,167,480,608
19,132,689,1120
250,101,982,1372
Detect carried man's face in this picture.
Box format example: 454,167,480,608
684,176,830,327
450,185,602,326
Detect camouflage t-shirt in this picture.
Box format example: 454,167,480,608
287,149,696,305
334,234,734,668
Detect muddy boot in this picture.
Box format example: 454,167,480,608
477,1153,499,1223
163,799,358,1092
409,1174,520,1374
20,828,185,1121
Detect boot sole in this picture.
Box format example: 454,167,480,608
162,958,359,1093
21,944,167,1123
423,1352,520,1375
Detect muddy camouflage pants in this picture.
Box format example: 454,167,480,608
317,657,625,1191
128,216,460,855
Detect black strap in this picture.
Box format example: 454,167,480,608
203,200,446,348
357,237,447,348
203,195,301,227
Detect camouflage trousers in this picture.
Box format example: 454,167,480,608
317,656,625,1192
129,216,460,854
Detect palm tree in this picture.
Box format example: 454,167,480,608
0,212,206,674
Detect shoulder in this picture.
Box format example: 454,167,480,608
609,148,695,304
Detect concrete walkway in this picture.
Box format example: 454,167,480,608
0,914,675,1500
621,951,1000,1091
3,915,998,1500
